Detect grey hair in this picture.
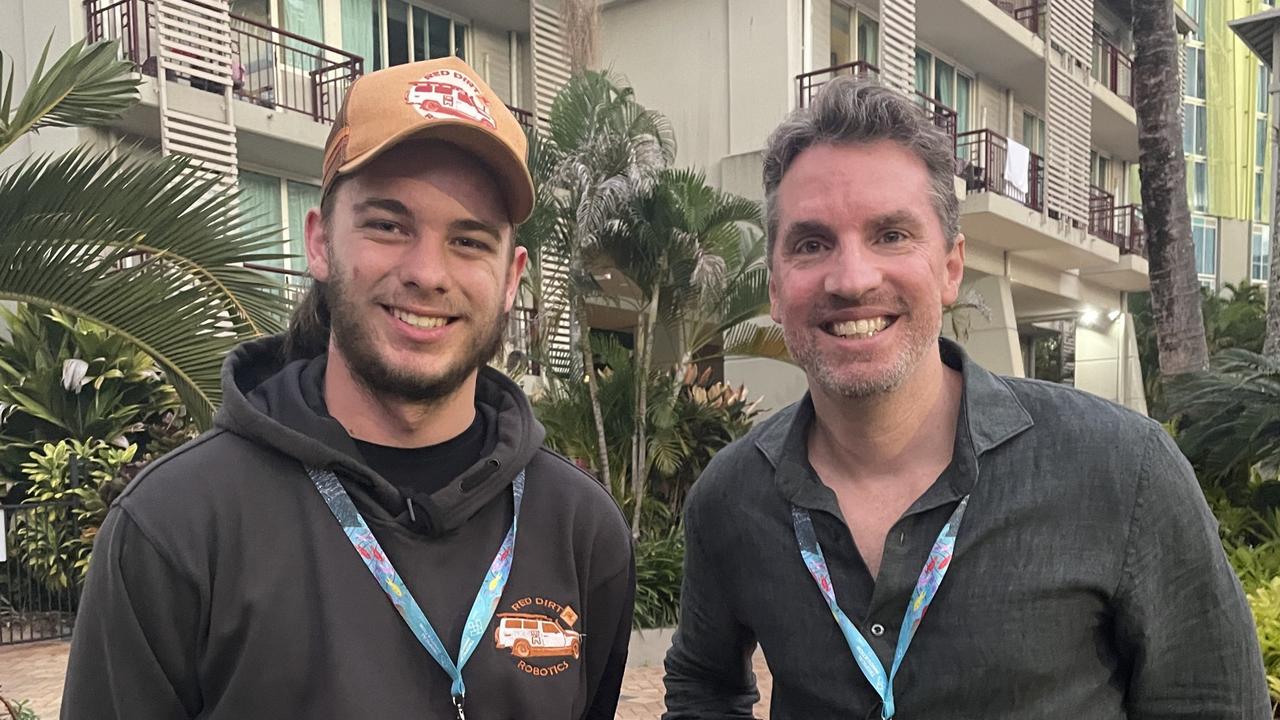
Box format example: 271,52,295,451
762,76,961,264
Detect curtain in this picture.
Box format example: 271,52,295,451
286,181,322,273
341,0,377,71
283,0,325,68
239,171,284,266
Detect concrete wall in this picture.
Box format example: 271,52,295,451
474,25,514,105
943,274,1025,377
979,79,1010,137
1074,311,1146,413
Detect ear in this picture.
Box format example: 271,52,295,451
304,207,331,283
768,268,783,324
504,245,529,311
941,233,966,306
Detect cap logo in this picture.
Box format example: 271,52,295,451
405,69,497,130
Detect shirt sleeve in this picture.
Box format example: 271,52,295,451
1113,424,1271,720
61,506,203,720
662,492,759,719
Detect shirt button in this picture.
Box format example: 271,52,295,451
870,623,886,637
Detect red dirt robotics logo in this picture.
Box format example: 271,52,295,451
404,69,497,129
493,596,582,679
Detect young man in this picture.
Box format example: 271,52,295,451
662,77,1268,719
63,57,634,719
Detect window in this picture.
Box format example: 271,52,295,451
913,47,973,133
829,4,878,68
1022,111,1046,155
236,171,318,276
540,622,557,633
1259,65,1271,114
1185,46,1205,99
1259,118,1269,168
1092,152,1112,190
1186,0,1204,40
373,0,468,69
1192,215,1218,284
1253,225,1272,283
1257,170,1268,223
522,620,538,630
1192,160,1208,212
1183,103,1207,155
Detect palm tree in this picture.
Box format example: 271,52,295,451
1131,0,1209,376
515,71,675,491
1,40,291,427
599,167,784,535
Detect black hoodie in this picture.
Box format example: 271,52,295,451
62,336,635,719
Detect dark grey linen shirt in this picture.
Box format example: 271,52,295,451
663,339,1269,720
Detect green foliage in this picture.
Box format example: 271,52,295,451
0,693,40,720
0,304,195,489
1246,578,1280,707
12,439,134,591
633,521,684,629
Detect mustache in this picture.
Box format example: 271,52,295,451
807,294,911,318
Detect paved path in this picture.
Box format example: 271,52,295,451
0,640,772,719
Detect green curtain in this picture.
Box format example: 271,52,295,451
239,171,284,267
283,0,325,67
341,0,377,70
286,181,322,272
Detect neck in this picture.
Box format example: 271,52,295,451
323,343,477,448
808,342,963,480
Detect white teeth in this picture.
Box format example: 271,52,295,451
392,308,448,329
832,317,890,339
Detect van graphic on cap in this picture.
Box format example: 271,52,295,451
405,69,497,130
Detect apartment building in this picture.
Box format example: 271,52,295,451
1186,0,1274,293
595,0,1206,415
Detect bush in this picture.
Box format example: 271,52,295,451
633,523,684,629
1247,578,1280,708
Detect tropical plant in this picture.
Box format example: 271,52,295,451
633,521,684,629
1,39,291,428
12,439,135,591
597,167,774,535
1131,0,1209,377
515,70,675,492
0,305,196,492
1166,350,1280,487
1246,578,1280,708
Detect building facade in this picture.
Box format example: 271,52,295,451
595,0,1205,415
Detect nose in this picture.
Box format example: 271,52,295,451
823,238,884,300
398,233,452,295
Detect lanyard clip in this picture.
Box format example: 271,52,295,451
452,694,466,720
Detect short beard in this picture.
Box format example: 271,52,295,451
784,308,938,400
322,271,507,404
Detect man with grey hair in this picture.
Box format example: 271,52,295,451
662,76,1267,719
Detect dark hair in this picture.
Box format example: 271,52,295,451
281,282,331,362
762,76,961,265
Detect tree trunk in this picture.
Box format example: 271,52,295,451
630,283,661,539
1132,0,1209,375
574,294,611,491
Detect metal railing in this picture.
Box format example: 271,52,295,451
1,501,82,646
506,104,534,130
505,306,541,376
1088,184,1116,241
1097,204,1146,257
990,0,1047,37
796,60,881,107
955,129,1044,211
1094,34,1133,105
915,92,959,148
84,0,363,124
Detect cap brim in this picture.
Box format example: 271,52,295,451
336,120,535,225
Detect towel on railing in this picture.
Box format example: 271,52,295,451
1005,138,1031,196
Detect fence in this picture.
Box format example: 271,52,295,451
1,501,82,645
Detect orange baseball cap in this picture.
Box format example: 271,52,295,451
321,56,534,224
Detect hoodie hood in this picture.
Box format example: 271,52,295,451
214,335,545,537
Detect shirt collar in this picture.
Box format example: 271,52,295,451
754,338,1034,510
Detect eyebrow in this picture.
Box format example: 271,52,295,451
352,197,413,218
781,219,834,247
449,218,504,243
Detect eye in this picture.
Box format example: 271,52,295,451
794,237,826,255
880,229,908,244
363,220,402,235
453,236,493,252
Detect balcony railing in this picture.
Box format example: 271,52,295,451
915,92,959,148
84,0,363,124
796,60,881,107
244,262,310,303
506,104,534,130
955,129,1044,211
1093,34,1133,106
990,0,1047,37
1092,204,1146,257
1088,184,1116,241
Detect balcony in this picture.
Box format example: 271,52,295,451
1088,184,1116,242
956,129,1044,211
795,60,880,107
507,104,535,130
85,0,362,125
989,0,1046,38
1082,204,1148,291
1093,35,1133,105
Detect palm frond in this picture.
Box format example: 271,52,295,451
1,39,140,154
0,146,293,428
718,323,793,363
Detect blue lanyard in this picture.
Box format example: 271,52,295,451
792,495,968,720
306,466,524,720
